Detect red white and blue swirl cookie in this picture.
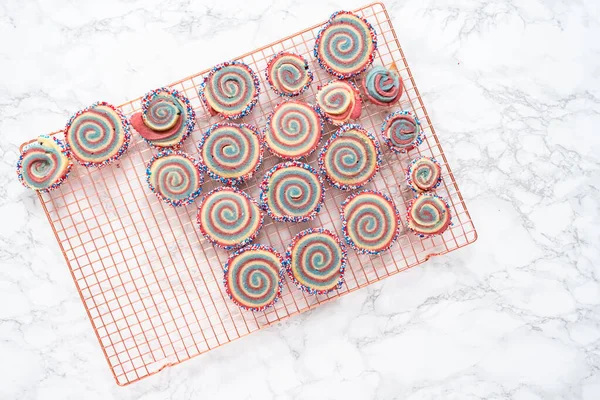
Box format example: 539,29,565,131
362,66,403,106
223,244,284,312
283,228,347,295
198,123,263,186
131,87,195,148
199,61,260,120
16,135,73,192
265,52,313,97
315,80,362,125
196,187,264,250
318,124,382,191
381,110,423,153
407,193,452,237
64,102,131,167
406,157,442,193
314,10,377,79
146,150,204,207
260,161,324,223
340,190,400,255
263,100,323,160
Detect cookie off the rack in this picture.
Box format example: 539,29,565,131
16,135,73,192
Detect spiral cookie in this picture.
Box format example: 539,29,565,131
260,161,324,223
197,187,264,250
146,150,203,207
223,244,284,312
314,10,377,79
64,102,131,167
381,110,423,153
340,190,400,255
199,61,260,120
319,124,382,191
283,228,347,295
265,52,313,97
198,123,263,186
315,80,362,125
131,87,195,148
406,157,442,193
363,66,403,106
407,193,451,237
264,101,323,160
16,135,72,192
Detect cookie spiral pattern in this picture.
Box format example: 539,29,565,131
199,61,260,120
146,150,203,207
319,124,381,191
314,10,377,79
198,123,263,186
16,135,72,192
363,66,403,106
340,190,400,255
265,52,313,97
264,101,323,160
284,228,347,295
407,193,451,237
64,102,131,167
131,87,195,148
315,80,362,125
260,161,324,222
223,244,284,312
197,187,264,250
406,157,442,193
381,110,423,153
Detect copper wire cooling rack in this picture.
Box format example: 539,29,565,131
22,2,477,385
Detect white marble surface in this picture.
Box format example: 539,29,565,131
1,0,600,398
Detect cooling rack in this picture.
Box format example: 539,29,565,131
21,2,477,385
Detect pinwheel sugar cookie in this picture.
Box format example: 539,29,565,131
265,52,313,97
16,135,72,192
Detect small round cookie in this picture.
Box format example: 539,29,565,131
16,135,73,192
197,187,264,250
199,61,260,120
265,52,313,97
283,228,347,295
146,150,204,207
340,190,401,255
315,80,362,125
263,100,323,160
198,123,263,186
318,124,382,190
381,110,423,153
314,10,378,79
223,244,284,312
362,66,403,106
131,87,195,148
406,157,442,193
260,161,324,223
64,102,131,167
407,193,452,238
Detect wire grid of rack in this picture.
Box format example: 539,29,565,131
22,2,477,386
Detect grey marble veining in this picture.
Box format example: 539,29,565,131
1,0,599,398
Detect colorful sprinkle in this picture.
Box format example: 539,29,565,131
199,61,260,120
263,100,323,160
260,161,324,223
16,135,73,192
340,190,401,255
318,124,382,191
146,150,204,207
198,122,263,186
406,157,442,193
223,244,284,312
315,80,362,125
314,10,378,79
265,52,313,97
64,102,131,167
362,66,403,106
283,228,347,295
196,186,264,250
381,110,423,153
406,192,452,238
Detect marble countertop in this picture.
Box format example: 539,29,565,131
1,0,599,398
